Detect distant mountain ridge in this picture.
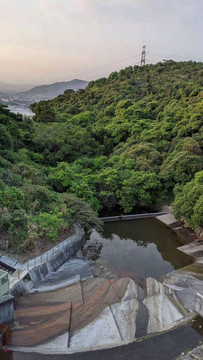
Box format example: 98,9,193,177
20,79,88,99
0,79,89,108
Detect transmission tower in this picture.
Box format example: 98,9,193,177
140,45,146,66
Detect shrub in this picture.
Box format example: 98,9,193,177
31,211,66,242
0,186,25,211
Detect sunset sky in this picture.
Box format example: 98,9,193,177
0,0,202,85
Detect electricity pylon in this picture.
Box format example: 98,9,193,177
140,45,146,66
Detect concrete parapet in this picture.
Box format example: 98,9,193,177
100,212,167,222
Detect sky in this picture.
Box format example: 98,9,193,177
0,0,202,85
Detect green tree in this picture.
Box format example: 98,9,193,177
173,171,203,229
117,171,162,213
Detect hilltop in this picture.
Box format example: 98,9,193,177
0,79,88,108
21,79,88,99
0,60,202,254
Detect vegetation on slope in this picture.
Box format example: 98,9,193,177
0,61,203,253
0,106,100,253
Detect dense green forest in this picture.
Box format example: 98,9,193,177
0,61,203,253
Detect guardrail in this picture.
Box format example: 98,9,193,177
0,270,9,297
20,223,83,272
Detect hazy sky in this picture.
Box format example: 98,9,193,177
0,0,202,84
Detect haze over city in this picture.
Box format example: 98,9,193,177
0,0,203,85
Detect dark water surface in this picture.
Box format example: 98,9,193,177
89,218,193,278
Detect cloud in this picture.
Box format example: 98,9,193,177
0,0,202,83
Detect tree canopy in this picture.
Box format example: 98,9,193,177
0,60,203,253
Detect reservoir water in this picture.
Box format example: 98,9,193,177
8,105,34,117
88,218,193,279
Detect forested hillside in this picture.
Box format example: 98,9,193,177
0,61,203,253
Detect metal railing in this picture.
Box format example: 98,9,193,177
21,221,83,272
0,269,9,297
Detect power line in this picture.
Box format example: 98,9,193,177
60,47,201,82
88,56,141,79
64,54,141,81
149,51,201,61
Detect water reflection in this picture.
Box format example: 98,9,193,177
88,218,193,278
8,106,34,117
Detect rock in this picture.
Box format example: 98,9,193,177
82,239,103,260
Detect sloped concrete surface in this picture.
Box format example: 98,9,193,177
29,258,93,293
142,277,187,334
7,273,196,352
29,275,81,293
144,292,184,333
163,267,203,312
110,299,138,341
8,301,71,347
69,306,122,348
33,333,69,351
5,317,203,359
4,215,203,356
